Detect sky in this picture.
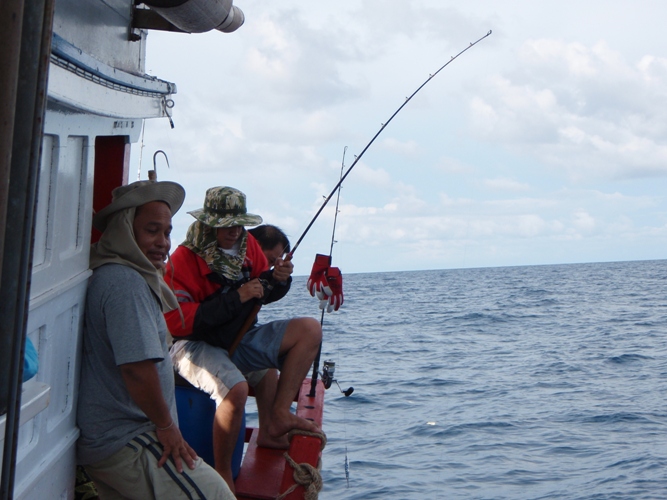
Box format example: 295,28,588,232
132,1,667,276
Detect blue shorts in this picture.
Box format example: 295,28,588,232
231,319,289,374
170,320,289,405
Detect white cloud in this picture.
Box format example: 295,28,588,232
571,210,596,232
483,177,530,192
469,38,667,182
381,137,419,155
137,1,667,273
344,162,393,188
435,156,476,175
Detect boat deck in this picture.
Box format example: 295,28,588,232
236,378,325,500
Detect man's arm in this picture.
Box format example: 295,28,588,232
165,246,246,336
260,270,291,304
120,360,197,473
262,256,293,304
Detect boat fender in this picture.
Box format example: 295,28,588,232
143,0,245,34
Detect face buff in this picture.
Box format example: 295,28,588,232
182,220,248,282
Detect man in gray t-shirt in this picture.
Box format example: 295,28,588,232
77,264,177,464
76,180,233,500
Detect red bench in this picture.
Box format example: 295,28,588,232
235,379,325,500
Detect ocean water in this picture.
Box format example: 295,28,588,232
256,259,667,499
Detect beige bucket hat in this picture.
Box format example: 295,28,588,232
93,180,185,232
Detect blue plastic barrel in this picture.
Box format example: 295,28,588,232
174,384,245,478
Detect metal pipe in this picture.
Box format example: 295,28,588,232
0,0,55,496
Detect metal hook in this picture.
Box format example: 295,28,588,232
162,97,175,129
149,150,170,181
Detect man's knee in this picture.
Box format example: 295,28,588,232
296,317,322,345
281,318,322,354
223,381,249,412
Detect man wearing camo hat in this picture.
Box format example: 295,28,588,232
164,186,321,493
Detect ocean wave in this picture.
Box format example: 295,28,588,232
607,353,654,363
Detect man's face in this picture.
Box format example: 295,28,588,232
263,243,284,267
216,225,243,250
133,201,172,269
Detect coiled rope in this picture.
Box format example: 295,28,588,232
276,430,327,500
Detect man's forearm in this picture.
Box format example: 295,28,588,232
120,360,173,428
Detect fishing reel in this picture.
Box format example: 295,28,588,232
321,360,354,397
258,278,274,304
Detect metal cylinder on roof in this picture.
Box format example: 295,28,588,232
143,0,244,34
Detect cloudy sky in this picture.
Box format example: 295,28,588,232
133,1,667,275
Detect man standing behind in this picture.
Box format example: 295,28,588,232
76,180,233,500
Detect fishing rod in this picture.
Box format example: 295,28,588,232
230,30,492,357
289,29,492,257
309,147,354,398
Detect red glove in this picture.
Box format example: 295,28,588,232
319,267,343,312
307,254,331,297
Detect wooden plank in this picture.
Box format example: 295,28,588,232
235,379,325,500
235,427,286,500
280,379,325,500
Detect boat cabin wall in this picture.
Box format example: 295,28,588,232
53,0,147,74
2,0,174,495
1,107,137,500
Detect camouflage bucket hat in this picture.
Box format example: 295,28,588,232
188,186,263,228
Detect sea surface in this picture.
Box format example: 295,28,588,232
255,259,667,499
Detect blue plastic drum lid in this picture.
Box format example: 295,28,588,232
174,384,245,478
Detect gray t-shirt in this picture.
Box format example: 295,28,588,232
76,264,177,465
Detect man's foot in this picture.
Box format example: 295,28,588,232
267,410,320,439
256,429,290,449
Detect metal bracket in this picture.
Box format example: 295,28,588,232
130,6,187,37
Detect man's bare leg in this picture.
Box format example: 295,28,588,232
213,381,248,493
254,369,289,448
267,317,322,439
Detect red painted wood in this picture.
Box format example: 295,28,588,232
235,427,286,500
235,379,325,500
280,379,325,500
91,135,129,243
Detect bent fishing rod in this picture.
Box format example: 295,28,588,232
229,30,492,357
288,29,492,257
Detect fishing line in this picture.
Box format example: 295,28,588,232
309,146,352,397
137,119,147,180
311,147,354,488
289,29,492,257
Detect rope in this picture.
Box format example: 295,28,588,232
276,454,322,500
287,429,327,450
276,430,327,500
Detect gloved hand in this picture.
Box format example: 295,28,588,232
307,254,331,297
319,267,343,312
